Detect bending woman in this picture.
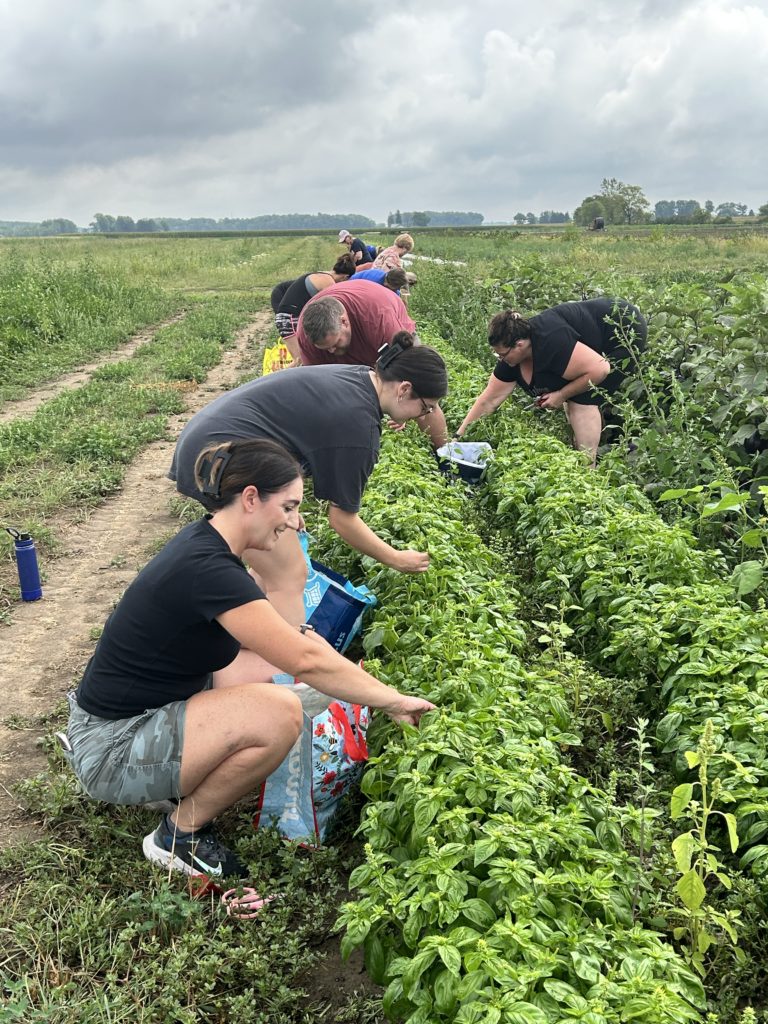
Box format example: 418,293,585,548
65,439,435,879
373,233,415,271
270,252,357,362
456,298,647,465
170,334,448,625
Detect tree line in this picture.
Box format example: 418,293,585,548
573,179,767,226
386,210,485,227
89,212,379,233
0,218,79,237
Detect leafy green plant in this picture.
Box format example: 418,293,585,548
669,721,744,978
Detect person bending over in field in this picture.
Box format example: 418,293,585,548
456,298,647,466
295,279,447,448
338,229,374,267
349,266,413,305
169,335,449,627
64,438,435,880
269,252,356,362
372,232,415,271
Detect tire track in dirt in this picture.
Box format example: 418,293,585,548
0,311,271,844
0,310,188,426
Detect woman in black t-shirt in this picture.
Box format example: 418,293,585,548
456,299,647,465
66,438,436,881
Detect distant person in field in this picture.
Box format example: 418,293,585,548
270,253,356,361
338,229,375,266
456,298,647,466
372,233,415,271
64,438,435,882
349,267,417,310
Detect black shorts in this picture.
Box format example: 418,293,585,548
569,306,647,407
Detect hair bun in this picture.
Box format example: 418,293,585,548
390,330,415,350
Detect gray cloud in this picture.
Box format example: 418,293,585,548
1,0,766,222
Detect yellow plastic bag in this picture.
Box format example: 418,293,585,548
262,343,294,375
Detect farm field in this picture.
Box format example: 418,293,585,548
1,228,768,1022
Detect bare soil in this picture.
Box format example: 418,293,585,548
0,311,269,841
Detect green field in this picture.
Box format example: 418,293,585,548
2,230,768,1022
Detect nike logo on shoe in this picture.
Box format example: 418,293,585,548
191,857,223,877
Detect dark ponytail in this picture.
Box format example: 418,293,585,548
194,439,301,510
488,310,532,348
375,331,448,399
333,252,357,277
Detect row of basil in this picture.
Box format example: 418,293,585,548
429,331,768,876
309,432,704,1023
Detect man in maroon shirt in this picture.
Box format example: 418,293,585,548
297,279,415,367
296,279,447,446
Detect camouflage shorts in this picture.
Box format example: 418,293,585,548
65,691,187,805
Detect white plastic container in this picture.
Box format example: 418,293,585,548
436,441,494,483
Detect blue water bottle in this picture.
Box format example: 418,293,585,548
4,527,43,601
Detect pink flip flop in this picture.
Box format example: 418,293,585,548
220,888,281,919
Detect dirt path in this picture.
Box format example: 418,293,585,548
0,311,188,426
0,311,271,843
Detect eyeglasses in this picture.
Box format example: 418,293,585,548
414,395,436,416
494,347,513,360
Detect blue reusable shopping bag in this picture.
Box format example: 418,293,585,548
254,674,370,845
299,533,377,652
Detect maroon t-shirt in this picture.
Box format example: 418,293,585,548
297,279,415,367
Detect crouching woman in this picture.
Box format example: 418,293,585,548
64,439,435,879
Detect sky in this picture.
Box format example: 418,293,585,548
1,0,767,225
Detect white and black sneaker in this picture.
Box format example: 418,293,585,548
142,815,247,879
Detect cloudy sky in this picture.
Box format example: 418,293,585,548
1,0,767,225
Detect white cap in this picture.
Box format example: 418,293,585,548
338,229,351,242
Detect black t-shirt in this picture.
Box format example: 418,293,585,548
492,299,639,394
169,364,382,513
351,238,369,262
77,519,264,719
275,274,326,317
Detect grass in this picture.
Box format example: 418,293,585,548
1,748,375,1024
0,235,338,403
0,294,265,603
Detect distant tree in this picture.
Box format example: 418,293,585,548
690,206,712,223
526,212,537,224
716,202,747,217
39,218,78,235
758,203,768,221
749,209,755,217
654,200,701,222
573,197,606,227
600,178,650,224
411,211,430,227
387,212,395,227
513,212,526,225
114,215,136,232
704,200,714,214
395,209,402,225
539,210,569,224
675,200,700,220
135,218,159,232
91,213,117,233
